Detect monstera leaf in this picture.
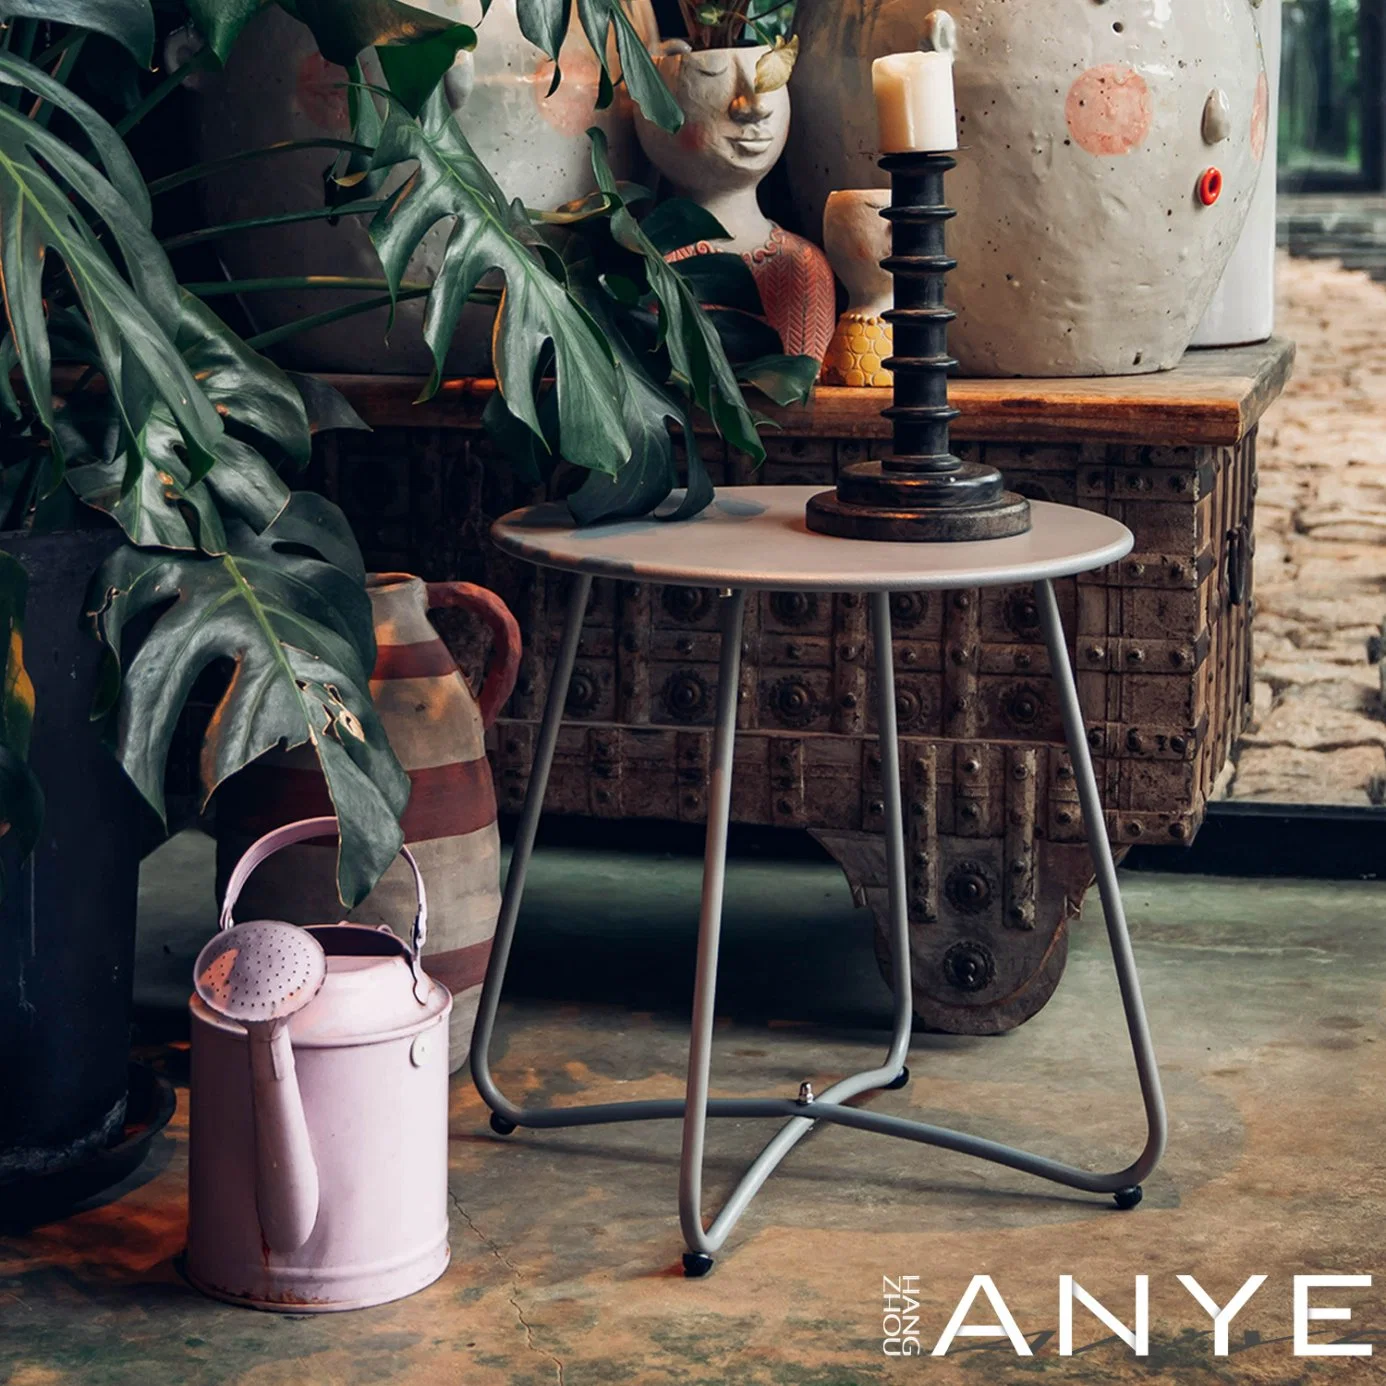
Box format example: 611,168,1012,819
563,259,712,525
188,0,474,113
63,294,313,550
87,496,409,907
587,129,767,462
0,0,154,64
481,138,816,523
0,53,222,487
0,551,42,897
517,0,682,131
369,85,631,472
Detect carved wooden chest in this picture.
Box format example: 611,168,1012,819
315,338,1293,1034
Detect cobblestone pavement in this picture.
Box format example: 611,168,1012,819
1224,254,1386,805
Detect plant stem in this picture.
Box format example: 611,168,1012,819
32,27,85,68
147,140,376,197
30,34,86,127
2,19,23,104
244,290,431,350
162,202,386,252
183,276,434,296
115,48,218,137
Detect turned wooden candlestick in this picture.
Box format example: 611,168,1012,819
806,151,1031,542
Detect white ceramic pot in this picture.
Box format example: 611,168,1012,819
820,189,894,386
1192,0,1282,348
787,0,1268,376
190,0,657,373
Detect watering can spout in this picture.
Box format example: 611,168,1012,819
249,1023,320,1253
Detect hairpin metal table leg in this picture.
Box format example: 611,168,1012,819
1033,577,1168,1202
679,591,916,1274
471,573,593,1132
473,562,1165,1271
679,589,747,1275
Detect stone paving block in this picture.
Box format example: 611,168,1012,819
1228,255,1386,803
1231,743,1386,803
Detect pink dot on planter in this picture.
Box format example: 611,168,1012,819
1251,72,1270,162
1065,64,1153,156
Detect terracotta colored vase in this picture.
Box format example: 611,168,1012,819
215,576,522,1073
786,0,1266,376
635,42,836,362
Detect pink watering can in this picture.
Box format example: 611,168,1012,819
186,817,452,1311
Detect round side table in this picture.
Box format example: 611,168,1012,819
473,488,1167,1276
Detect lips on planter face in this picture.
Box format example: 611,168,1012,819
642,45,791,197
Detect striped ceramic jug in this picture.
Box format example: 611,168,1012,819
215,575,522,1072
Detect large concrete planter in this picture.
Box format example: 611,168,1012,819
190,0,657,373
1192,0,1282,348
786,0,1267,377
0,530,143,1184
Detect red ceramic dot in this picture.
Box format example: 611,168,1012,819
1198,167,1223,206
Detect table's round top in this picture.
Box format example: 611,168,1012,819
491,488,1133,592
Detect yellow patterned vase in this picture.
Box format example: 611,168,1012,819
821,189,895,389
822,313,893,388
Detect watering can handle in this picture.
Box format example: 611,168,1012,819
218,816,428,961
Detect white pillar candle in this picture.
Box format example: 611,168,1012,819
872,50,958,154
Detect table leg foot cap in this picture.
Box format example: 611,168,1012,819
682,1252,715,1278
885,1066,910,1091
1113,1185,1143,1211
489,1113,518,1136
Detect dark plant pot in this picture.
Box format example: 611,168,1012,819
0,529,145,1181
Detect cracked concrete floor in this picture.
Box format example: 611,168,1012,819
1,832,1383,1385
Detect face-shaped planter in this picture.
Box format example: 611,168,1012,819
635,44,836,363
787,0,1267,376
635,43,791,231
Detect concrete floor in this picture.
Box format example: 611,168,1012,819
2,833,1384,1384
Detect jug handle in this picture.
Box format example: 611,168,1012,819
425,582,523,730
219,816,430,963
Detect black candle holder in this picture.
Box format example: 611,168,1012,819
806,151,1031,543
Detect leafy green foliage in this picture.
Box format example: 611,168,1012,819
511,0,682,131
368,85,632,472
0,23,411,906
87,495,409,908
55,292,312,550
292,0,469,64
679,0,796,48
374,24,475,114
573,0,682,130
481,132,816,524
0,0,154,65
0,551,42,894
588,128,768,461
565,292,713,525
187,0,472,114
0,53,223,487
184,0,265,63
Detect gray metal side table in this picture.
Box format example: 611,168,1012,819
474,487,1168,1276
